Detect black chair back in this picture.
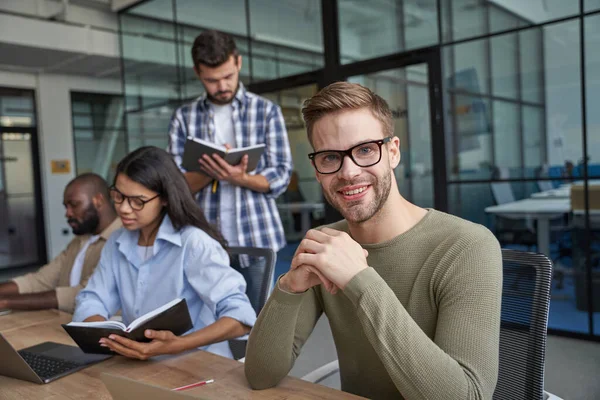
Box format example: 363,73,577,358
494,249,553,400
226,246,276,360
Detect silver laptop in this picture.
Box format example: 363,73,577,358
0,333,111,384
101,374,205,399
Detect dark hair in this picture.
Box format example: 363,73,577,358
114,146,227,249
68,172,111,202
191,30,238,69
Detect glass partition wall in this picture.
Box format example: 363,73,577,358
0,88,46,270
119,0,600,339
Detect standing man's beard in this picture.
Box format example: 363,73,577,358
68,204,100,235
206,82,239,105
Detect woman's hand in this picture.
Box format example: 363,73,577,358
99,329,182,360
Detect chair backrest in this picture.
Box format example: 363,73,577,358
491,167,516,205
494,249,553,400
537,180,554,192
226,246,276,360
491,182,516,205
226,246,276,313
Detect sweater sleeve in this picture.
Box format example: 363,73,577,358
343,232,502,400
244,277,323,389
13,240,76,294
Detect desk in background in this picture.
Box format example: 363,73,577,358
485,198,569,256
0,310,363,400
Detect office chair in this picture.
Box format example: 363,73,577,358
226,246,276,361
490,169,537,251
302,249,561,400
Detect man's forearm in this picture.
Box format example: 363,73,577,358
245,284,321,390
0,281,19,296
0,290,58,311
238,174,270,193
184,172,213,194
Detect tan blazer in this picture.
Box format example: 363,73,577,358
12,218,122,313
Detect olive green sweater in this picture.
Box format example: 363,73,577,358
245,210,502,399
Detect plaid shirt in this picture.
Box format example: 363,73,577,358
168,84,292,257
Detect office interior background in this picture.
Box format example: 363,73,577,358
1,0,600,354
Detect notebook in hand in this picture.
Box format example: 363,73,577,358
182,137,265,173
62,298,193,354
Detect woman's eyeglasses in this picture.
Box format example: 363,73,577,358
109,187,160,211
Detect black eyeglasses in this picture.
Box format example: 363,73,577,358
109,187,160,211
308,137,392,174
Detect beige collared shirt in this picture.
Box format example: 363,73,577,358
13,217,122,313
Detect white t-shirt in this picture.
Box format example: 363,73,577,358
69,235,100,287
210,101,238,246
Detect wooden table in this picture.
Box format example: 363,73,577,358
0,310,362,400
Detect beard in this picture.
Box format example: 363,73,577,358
323,168,392,224
68,203,100,235
206,81,239,105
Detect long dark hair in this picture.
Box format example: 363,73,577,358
114,146,227,249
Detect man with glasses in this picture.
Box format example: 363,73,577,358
0,174,120,314
245,82,502,399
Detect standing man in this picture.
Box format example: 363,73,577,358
168,30,293,304
0,173,120,313
244,82,502,399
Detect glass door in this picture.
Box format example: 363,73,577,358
0,87,45,270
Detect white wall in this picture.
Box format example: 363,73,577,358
0,70,121,260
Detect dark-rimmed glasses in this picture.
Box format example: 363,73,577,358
109,186,160,211
308,137,392,174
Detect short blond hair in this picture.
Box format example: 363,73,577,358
301,82,393,146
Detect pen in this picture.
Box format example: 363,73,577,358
211,147,228,194
173,379,214,391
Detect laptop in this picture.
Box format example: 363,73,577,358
0,333,112,384
101,374,205,399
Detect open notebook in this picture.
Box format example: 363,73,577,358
62,298,193,354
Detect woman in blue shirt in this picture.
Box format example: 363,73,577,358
73,146,256,359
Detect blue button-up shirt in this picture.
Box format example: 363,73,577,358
167,84,293,261
73,215,256,358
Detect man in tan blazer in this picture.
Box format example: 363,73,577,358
0,173,120,313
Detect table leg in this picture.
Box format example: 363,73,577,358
537,217,551,256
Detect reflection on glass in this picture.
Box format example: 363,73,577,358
492,101,520,173
585,14,600,334
586,0,600,12
339,0,438,64
0,133,40,269
262,85,322,242
120,0,179,122
349,65,434,208
0,88,36,127
444,21,580,181
126,105,172,151
442,0,578,42
249,0,323,81
175,0,247,36
71,93,127,181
